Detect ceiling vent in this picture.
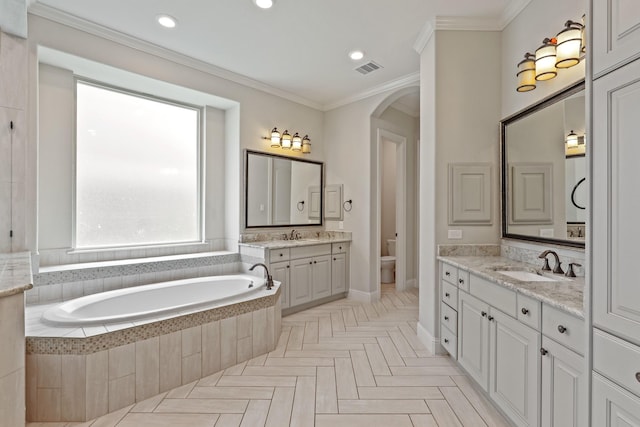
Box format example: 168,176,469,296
355,61,383,75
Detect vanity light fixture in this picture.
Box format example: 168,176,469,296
535,38,558,81
263,128,311,154
566,130,579,148
516,53,536,92
556,20,585,68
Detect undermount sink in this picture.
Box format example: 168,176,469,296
496,270,566,282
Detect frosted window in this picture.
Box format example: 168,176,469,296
75,81,200,248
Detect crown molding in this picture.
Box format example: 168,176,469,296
413,20,435,54
28,3,324,111
322,72,419,112
500,0,532,30
435,16,502,31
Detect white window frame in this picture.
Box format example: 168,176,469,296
72,78,205,251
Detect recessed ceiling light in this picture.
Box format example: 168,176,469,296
253,0,274,9
157,14,177,28
349,50,365,61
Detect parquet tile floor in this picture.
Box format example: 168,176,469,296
27,284,511,427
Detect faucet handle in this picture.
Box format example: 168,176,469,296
565,262,582,278
553,261,564,275
540,257,551,271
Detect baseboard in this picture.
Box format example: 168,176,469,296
348,288,378,303
407,278,418,288
417,322,445,355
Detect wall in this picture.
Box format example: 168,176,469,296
27,14,325,264
381,139,397,256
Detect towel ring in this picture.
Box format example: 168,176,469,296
343,199,353,212
297,201,305,212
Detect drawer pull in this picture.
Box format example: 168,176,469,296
444,338,449,344
540,348,548,356
459,278,464,284
309,261,313,265
333,257,336,261
286,265,290,269
481,311,487,317
557,325,567,334
521,308,529,315
444,316,449,321
445,292,450,298
280,253,283,257
635,373,640,383
488,315,494,322
314,261,317,264
445,271,451,276
339,246,342,250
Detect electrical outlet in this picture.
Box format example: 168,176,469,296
540,229,554,237
339,221,344,230
448,229,462,239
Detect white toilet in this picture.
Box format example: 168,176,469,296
380,239,396,284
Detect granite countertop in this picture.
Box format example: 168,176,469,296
0,252,34,297
239,237,351,250
438,255,584,318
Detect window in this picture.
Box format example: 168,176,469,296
75,81,201,249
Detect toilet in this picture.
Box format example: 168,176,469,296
380,239,396,284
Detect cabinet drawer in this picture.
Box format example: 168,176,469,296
440,325,457,359
457,270,470,292
270,248,290,263
291,244,331,259
441,302,457,336
442,281,458,309
594,328,640,399
469,274,516,317
442,263,458,285
542,304,584,355
517,293,541,331
331,242,347,254
593,372,640,425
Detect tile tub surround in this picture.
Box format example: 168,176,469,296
28,251,241,305
0,252,32,427
438,255,584,317
25,287,282,422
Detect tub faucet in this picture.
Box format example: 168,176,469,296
538,250,564,275
249,263,274,290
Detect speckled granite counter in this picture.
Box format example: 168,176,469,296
239,237,351,250
0,252,34,297
438,255,584,318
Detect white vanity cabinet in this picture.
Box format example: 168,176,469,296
593,1,640,77
270,261,290,308
331,244,347,295
439,262,465,359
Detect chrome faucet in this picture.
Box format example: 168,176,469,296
538,250,564,275
249,263,274,290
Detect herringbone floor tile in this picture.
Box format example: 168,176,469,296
28,284,511,427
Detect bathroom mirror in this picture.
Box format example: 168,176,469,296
245,150,323,228
501,80,586,248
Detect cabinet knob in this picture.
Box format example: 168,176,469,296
445,292,450,298
444,338,449,344
459,278,464,284
488,315,494,322
445,271,451,276
444,316,449,321
333,258,336,261
314,261,317,264
286,265,290,269
481,311,487,317
521,308,529,315
309,262,312,265
557,325,567,334
635,372,640,383
339,246,342,250
540,348,548,356
280,253,283,257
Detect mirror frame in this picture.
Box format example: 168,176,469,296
500,80,586,248
244,149,324,229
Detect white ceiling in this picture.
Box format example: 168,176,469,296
31,0,525,110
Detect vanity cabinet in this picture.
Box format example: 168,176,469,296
270,261,290,308
290,255,331,306
331,253,347,295
593,1,640,77
439,262,465,359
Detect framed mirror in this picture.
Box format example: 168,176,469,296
245,150,323,228
501,80,586,248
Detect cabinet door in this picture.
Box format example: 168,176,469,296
312,255,332,300
593,58,640,346
290,258,312,306
331,253,347,295
458,291,490,390
594,0,640,77
593,372,640,426
489,309,540,427
541,337,586,427
271,261,290,309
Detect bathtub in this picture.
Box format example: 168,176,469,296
42,274,270,327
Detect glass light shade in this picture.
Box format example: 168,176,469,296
556,22,583,68
291,132,302,151
302,135,311,154
516,53,536,92
281,130,292,149
270,127,281,148
535,38,557,81
566,130,579,147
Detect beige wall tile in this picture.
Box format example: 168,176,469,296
0,368,25,427
37,354,61,388
36,388,61,422
159,331,182,392
266,306,275,350
201,320,221,376
252,308,267,356
26,354,38,422
135,337,159,401
108,374,135,413
0,293,25,378
237,336,253,363
220,316,237,369
182,326,202,357
237,312,252,339
108,343,134,380
85,350,109,420
61,355,86,422
181,352,202,385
